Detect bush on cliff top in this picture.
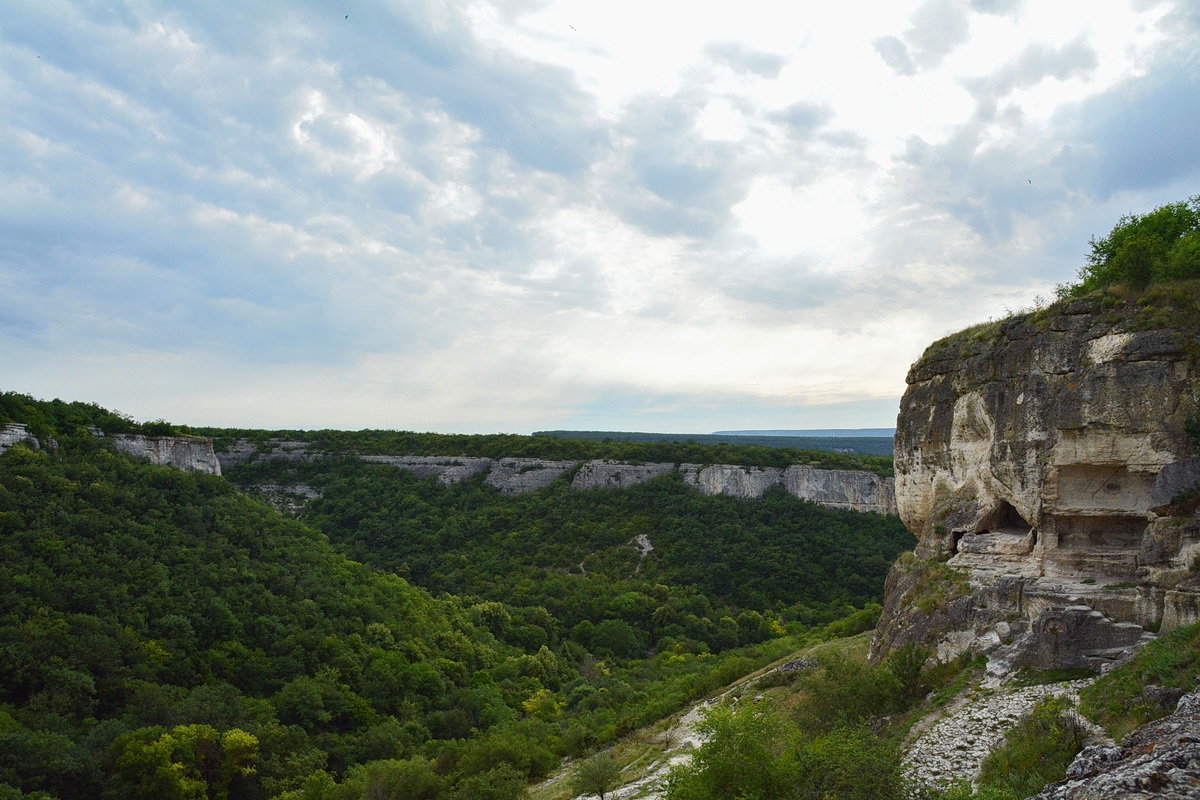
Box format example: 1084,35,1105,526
1060,195,1200,296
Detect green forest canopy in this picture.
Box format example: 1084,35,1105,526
0,394,910,800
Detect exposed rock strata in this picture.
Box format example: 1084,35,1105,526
109,434,222,476
1028,689,1200,800
490,458,579,494
0,423,41,451
573,459,675,490
873,300,1200,674
216,442,897,514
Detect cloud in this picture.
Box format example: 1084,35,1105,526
872,36,916,76
768,102,834,135
875,0,971,75
0,0,1193,435
704,41,786,78
1055,57,1200,198
963,37,1098,119
607,93,754,238
968,0,1022,15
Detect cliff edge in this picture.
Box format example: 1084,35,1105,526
873,297,1200,676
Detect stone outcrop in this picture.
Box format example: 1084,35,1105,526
110,434,222,475
217,441,897,514
573,460,675,490
903,679,1099,794
1028,689,1200,799
490,458,579,494
0,423,41,451
361,455,495,484
678,463,897,512
873,299,1200,674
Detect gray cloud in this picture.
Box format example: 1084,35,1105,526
704,41,786,78
875,0,972,75
968,0,1022,15
964,37,1098,119
610,95,753,237
872,35,916,76
768,102,834,134
1055,58,1200,198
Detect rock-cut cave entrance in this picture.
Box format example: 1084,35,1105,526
979,500,1033,536
948,500,1035,556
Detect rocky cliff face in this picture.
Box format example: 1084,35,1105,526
109,434,222,476
873,299,1200,675
1,424,220,476
220,443,896,514
0,423,41,451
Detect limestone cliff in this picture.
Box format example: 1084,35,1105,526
220,442,896,514
872,298,1200,675
109,434,222,476
0,423,42,451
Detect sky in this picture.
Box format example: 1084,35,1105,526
2,1,1199,434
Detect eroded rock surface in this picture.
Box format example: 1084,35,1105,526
110,434,221,475
216,442,897,513
873,300,1200,674
903,679,1099,794
1028,690,1200,800
0,423,40,451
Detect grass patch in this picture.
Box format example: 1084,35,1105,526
972,696,1087,800
1011,668,1097,687
896,552,971,615
1079,621,1200,740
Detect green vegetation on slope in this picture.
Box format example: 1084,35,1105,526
0,392,188,438
0,395,910,799
661,644,979,800
1079,620,1200,740
231,457,912,644
199,426,894,476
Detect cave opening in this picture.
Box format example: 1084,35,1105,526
979,500,1032,534
949,530,966,555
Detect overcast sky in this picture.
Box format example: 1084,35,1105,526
2,1,1198,434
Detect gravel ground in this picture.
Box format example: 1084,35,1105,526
902,679,1103,794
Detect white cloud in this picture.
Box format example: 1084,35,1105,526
0,0,1195,434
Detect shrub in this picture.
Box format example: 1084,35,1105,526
1066,196,1200,296
663,704,801,800
974,696,1086,799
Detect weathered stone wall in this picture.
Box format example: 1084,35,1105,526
1,423,220,476
874,299,1200,674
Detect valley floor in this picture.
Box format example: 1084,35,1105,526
539,634,1111,800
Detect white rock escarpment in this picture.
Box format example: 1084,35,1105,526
109,434,222,476
0,423,40,451
873,298,1200,673
218,441,898,515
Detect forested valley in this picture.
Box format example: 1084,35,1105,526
0,393,912,800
